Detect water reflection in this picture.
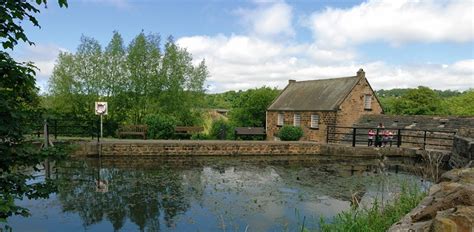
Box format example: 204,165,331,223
9,156,424,231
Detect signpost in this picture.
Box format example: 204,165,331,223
95,102,108,138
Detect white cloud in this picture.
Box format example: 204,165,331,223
14,44,68,92
236,1,294,38
363,61,474,90
178,34,473,92
308,0,474,47
177,34,359,91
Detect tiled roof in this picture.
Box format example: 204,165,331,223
267,76,360,111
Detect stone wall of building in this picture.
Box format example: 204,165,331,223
266,111,336,142
336,77,383,128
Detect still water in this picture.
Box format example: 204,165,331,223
8,156,424,231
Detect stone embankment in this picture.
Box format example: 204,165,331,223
73,140,323,156
450,129,474,168
389,168,474,232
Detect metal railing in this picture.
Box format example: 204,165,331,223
28,119,105,140
326,125,456,150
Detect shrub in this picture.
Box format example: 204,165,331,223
210,119,235,140
144,114,177,139
190,133,212,140
277,125,303,141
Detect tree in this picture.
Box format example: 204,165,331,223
442,90,474,116
0,0,68,222
230,87,280,127
47,32,209,129
103,31,128,123
392,86,442,115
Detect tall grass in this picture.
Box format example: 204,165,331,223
318,182,426,232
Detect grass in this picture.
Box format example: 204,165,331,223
318,182,426,232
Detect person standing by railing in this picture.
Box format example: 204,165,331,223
368,129,375,146
388,130,394,147
375,123,384,147
382,129,389,147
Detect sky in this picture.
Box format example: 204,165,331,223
10,0,474,93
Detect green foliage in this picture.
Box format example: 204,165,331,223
47,32,208,128
392,86,441,115
0,0,68,49
0,0,69,222
377,87,473,116
203,90,242,109
144,114,177,139
209,119,235,140
229,87,280,127
190,133,212,140
277,125,303,141
441,90,474,116
319,182,426,232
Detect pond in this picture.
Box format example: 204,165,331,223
7,156,426,231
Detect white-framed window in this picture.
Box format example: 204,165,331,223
277,113,284,126
364,94,372,110
311,114,319,128
293,113,301,126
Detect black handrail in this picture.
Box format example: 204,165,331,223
28,119,105,139
326,125,456,151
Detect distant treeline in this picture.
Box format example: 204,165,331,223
376,87,473,116
204,86,473,117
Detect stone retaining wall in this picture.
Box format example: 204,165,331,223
72,140,421,160
450,135,474,167
389,168,474,232
73,140,323,157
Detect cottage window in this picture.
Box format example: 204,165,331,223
294,113,301,126
364,94,372,110
311,114,319,128
277,113,284,126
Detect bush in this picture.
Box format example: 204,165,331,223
277,125,303,141
144,114,177,139
210,119,235,140
190,133,212,140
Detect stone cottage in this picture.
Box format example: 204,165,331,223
266,69,383,142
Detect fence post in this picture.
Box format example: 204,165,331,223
423,130,427,150
352,128,356,147
97,118,100,143
397,129,401,147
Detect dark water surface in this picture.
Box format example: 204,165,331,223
7,156,425,231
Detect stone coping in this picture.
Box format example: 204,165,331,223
92,139,319,145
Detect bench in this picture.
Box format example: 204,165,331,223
235,127,266,140
174,126,204,135
117,125,148,139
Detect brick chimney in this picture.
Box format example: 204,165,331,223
289,79,296,84
357,68,365,78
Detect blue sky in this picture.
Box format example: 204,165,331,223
11,0,474,92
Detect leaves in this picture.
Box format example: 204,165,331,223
0,0,68,50
229,87,280,127
1,0,69,222
48,31,208,127
377,87,473,116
